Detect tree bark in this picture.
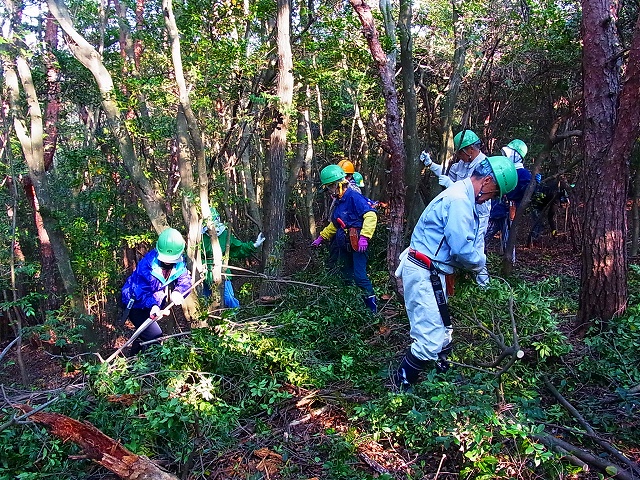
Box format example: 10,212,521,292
5,50,82,304
399,0,422,231
439,2,467,167
577,0,640,325
48,0,169,234
17,406,179,480
349,0,406,284
261,0,294,295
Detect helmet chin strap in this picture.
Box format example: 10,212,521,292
332,182,346,199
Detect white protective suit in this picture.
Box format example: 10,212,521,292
428,152,490,285
395,178,486,361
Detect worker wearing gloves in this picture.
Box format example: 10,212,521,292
121,228,192,356
201,207,265,307
328,160,362,271
312,165,378,312
392,156,517,391
486,140,532,258
420,129,491,287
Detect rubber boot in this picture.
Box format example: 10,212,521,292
363,295,377,313
391,349,432,392
435,341,453,373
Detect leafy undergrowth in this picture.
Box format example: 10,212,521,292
2,251,640,479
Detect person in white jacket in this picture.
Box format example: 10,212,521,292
392,156,517,391
420,129,491,286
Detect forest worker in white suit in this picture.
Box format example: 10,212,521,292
419,129,492,286
391,156,517,392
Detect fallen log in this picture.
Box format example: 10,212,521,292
16,405,178,480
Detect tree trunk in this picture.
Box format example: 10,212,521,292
239,122,262,228
303,88,317,240
349,0,406,285
48,0,169,234
577,0,640,326
17,406,179,480
439,4,466,167
5,54,81,302
260,0,294,296
176,107,200,320
399,0,422,231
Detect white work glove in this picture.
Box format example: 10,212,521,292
420,151,432,167
170,290,185,306
150,305,169,319
476,266,490,288
253,232,265,248
438,175,453,188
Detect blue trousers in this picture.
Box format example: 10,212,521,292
337,248,374,296
128,308,163,355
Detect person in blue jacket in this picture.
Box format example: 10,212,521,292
392,157,517,391
121,228,192,355
312,165,378,312
485,139,532,258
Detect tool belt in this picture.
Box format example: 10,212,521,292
336,217,361,251
408,249,451,327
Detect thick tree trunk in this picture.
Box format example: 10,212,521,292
577,0,640,325
260,0,294,295
48,0,169,234
349,0,406,285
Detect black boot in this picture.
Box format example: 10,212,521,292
391,349,432,392
435,341,453,373
363,295,377,313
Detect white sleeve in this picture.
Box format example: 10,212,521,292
429,162,443,176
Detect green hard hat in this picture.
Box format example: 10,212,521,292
156,228,185,263
453,129,480,151
487,156,518,196
352,172,365,187
320,164,346,185
506,139,528,159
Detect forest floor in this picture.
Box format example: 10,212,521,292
3,222,620,480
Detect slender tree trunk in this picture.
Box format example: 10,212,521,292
439,3,466,166
176,107,200,320
399,0,422,231
5,47,95,347
349,0,406,285
48,0,169,233
6,57,80,300
303,90,316,240
260,0,294,295
287,112,307,198
239,122,262,227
